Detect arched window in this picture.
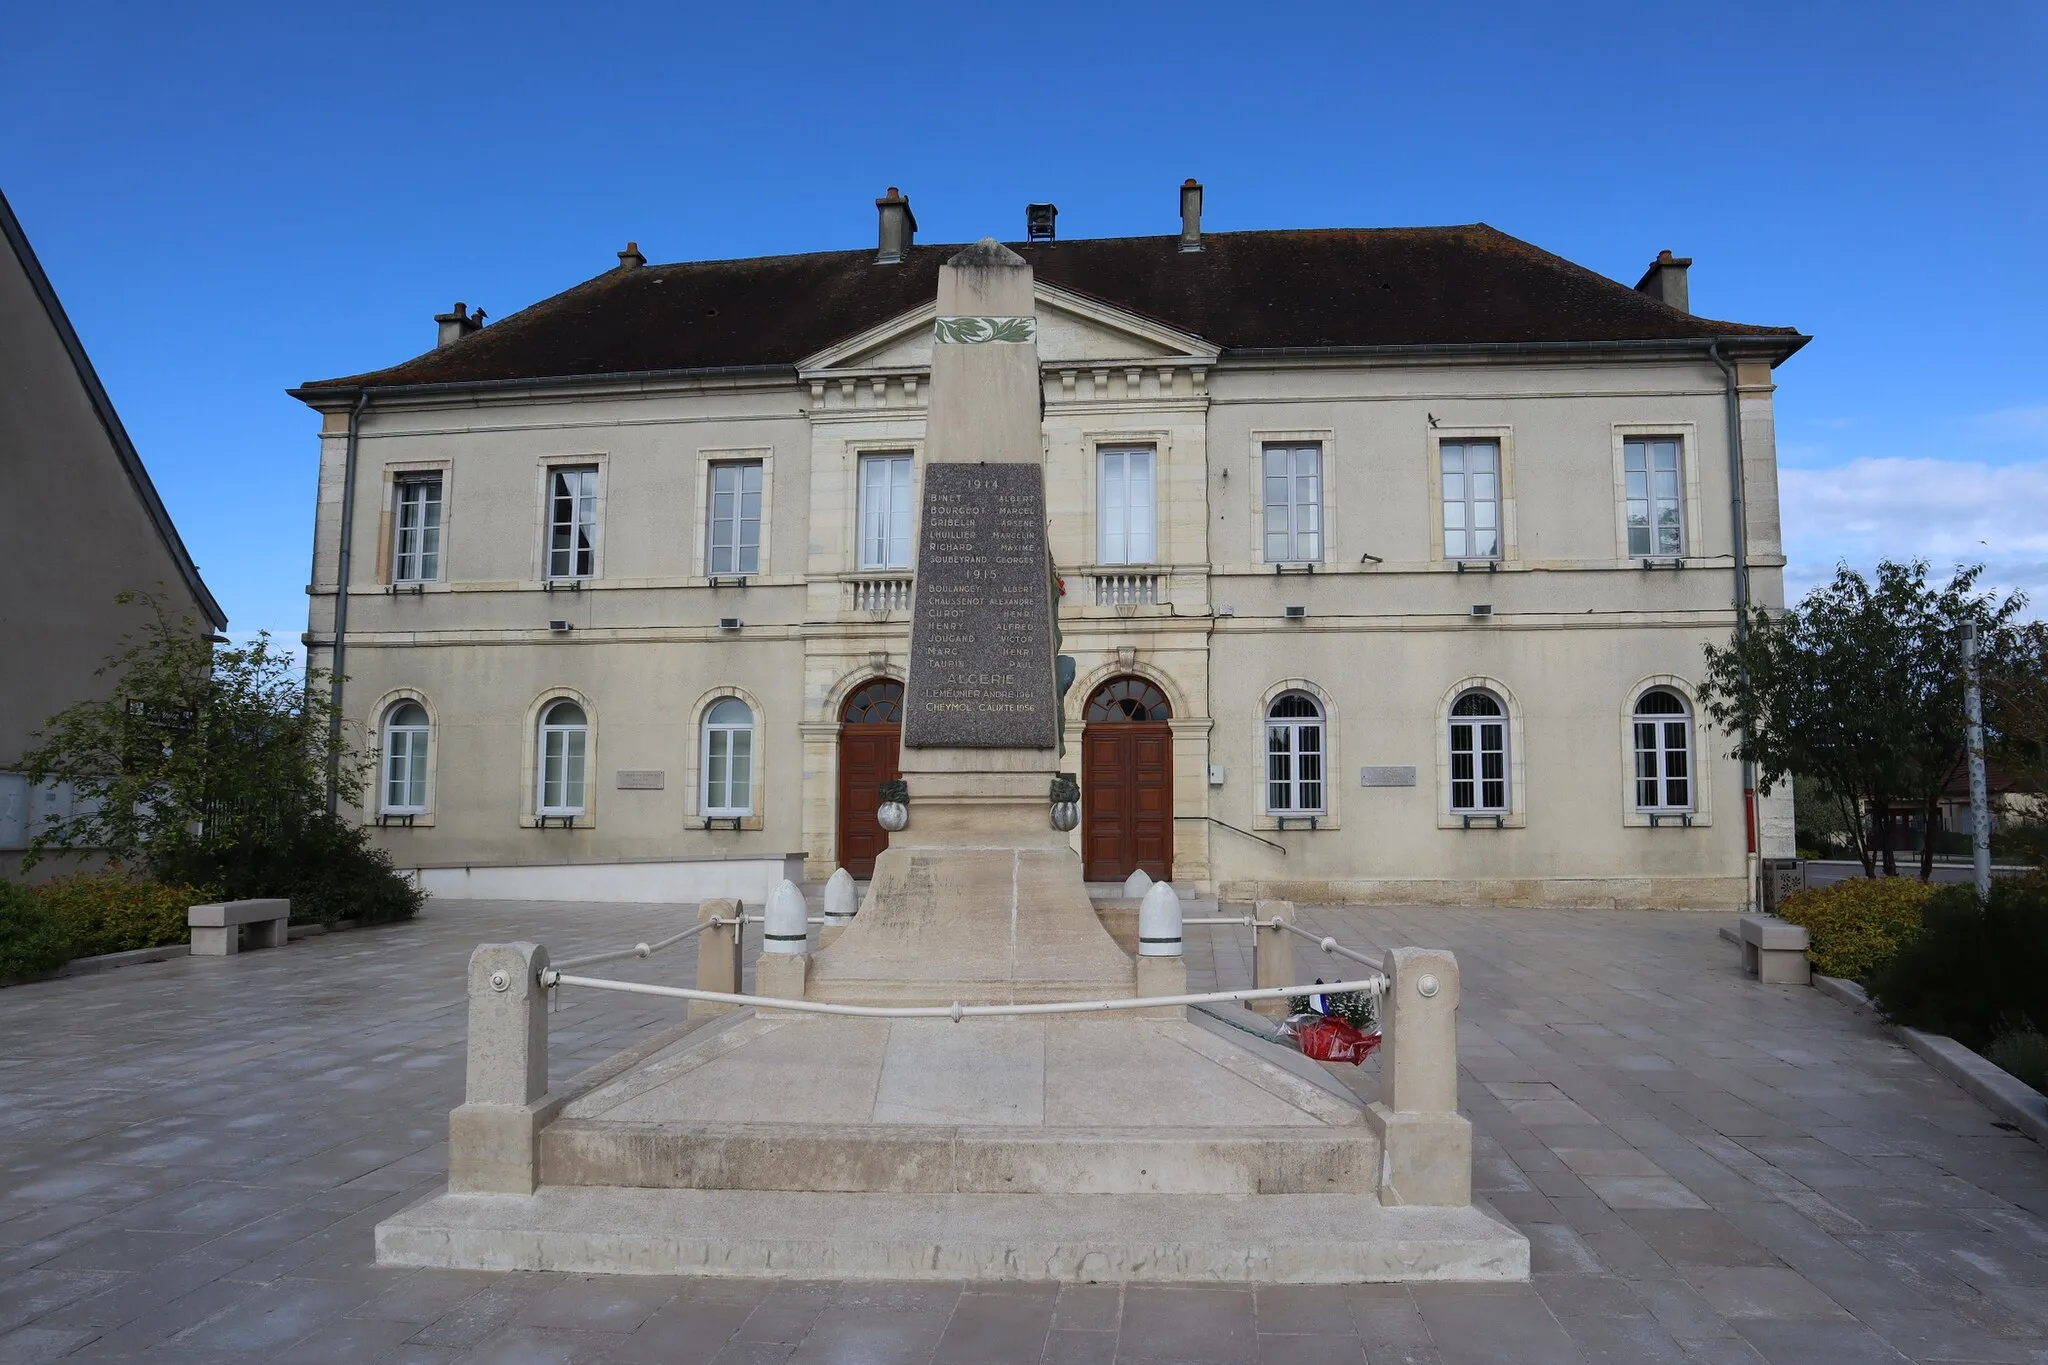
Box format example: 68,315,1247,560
537,700,588,816
842,680,903,723
702,697,755,817
1634,689,1693,811
1449,691,1508,813
382,701,429,814
1266,692,1324,813
1086,677,1171,723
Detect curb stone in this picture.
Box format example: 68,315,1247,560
1813,972,2048,1148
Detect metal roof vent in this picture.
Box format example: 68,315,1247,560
1026,203,1058,242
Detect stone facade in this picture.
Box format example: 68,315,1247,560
297,231,1798,910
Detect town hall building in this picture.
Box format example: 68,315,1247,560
292,184,1806,909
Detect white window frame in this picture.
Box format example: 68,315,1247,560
536,699,590,817
381,701,431,815
545,465,600,581
1261,443,1323,565
392,474,443,584
1436,677,1526,828
1438,439,1502,562
707,459,764,576
1624,437,1685,558
700,697,757,819
1096,445,1157,566
1633,689,1694,813
1621,677,1712,827
1610,425,1702,564
1428,427,1515,565
1264,691,1327,817
856,452,915,570
1448,691,1510,814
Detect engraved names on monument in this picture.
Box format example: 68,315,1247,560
902,462,1058,750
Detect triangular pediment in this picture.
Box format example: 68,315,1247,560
797,283,1219,374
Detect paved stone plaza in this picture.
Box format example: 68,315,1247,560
3,900,2046,1363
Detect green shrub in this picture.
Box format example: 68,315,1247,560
1776,876,1941,982
1869,874,2048,1053
155,813,424,927
0,880,71,980
1988,1031,2048,1094
32,872,203,959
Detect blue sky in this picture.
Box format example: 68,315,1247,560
4,1,2042,640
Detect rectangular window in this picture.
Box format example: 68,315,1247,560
1097,447,1156,565
546,466,598,579
857,453,913,570
1625,438,1684,557
704,727,753,815
1262,444,1323,563
393,475,442,583
708,461,763,576
541,728,586,814
1441,441,1500,560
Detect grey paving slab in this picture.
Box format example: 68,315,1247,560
1,900,2047,1361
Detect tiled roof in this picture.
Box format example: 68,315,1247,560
297,224,1805,393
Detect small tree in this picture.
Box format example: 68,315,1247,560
1700,561,2022,880
20,592,360,869
18,593,420,923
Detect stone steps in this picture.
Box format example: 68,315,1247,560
376,1185,1529,1283
540,1118,1379,1195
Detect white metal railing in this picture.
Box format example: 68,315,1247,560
1092,572,1160,606
539,971,1386,1020
847,576,913,612
1277,919,1387,970
547,914,732,971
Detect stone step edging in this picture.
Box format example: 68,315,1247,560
1814,973,2048,1149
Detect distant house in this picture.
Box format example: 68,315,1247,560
0,188,225,871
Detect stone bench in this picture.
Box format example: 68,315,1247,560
1738,914,1810,986
189,899,291,956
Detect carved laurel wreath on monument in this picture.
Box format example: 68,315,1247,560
932,315,1037,344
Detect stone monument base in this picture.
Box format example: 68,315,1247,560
803,756,1136,1006
376,1186,1525,1283
377,1007,1528,1283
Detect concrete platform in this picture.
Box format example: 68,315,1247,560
540,1009,1379,1196
374,1185,1530,1283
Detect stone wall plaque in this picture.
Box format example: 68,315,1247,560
1360,766,1417,788
902,462,1058,750
616,770,665,790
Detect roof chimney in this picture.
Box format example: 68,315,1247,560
1634,250,1692,314
617,240,645,269
1179,179,1204,252
875,188,916,264
433,301,482,348
1026,203,1057,242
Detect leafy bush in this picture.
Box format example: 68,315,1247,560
1988,1031,2048,1094
0,880,71,980
154,812,424,927
1776,876,1941,982
1869,874,2048,1053
32,872,204,959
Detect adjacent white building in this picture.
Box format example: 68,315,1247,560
293,186,1806,908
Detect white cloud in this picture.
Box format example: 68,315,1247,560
1978,405,2048,437
1780,457,2048,613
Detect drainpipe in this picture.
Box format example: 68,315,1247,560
1708,342,1759,908
326,389,370,813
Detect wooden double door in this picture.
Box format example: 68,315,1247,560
836,680,902,879
1081,677,1173,883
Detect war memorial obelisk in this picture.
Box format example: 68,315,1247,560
375,237,1525,1286
806,239,1134,1005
